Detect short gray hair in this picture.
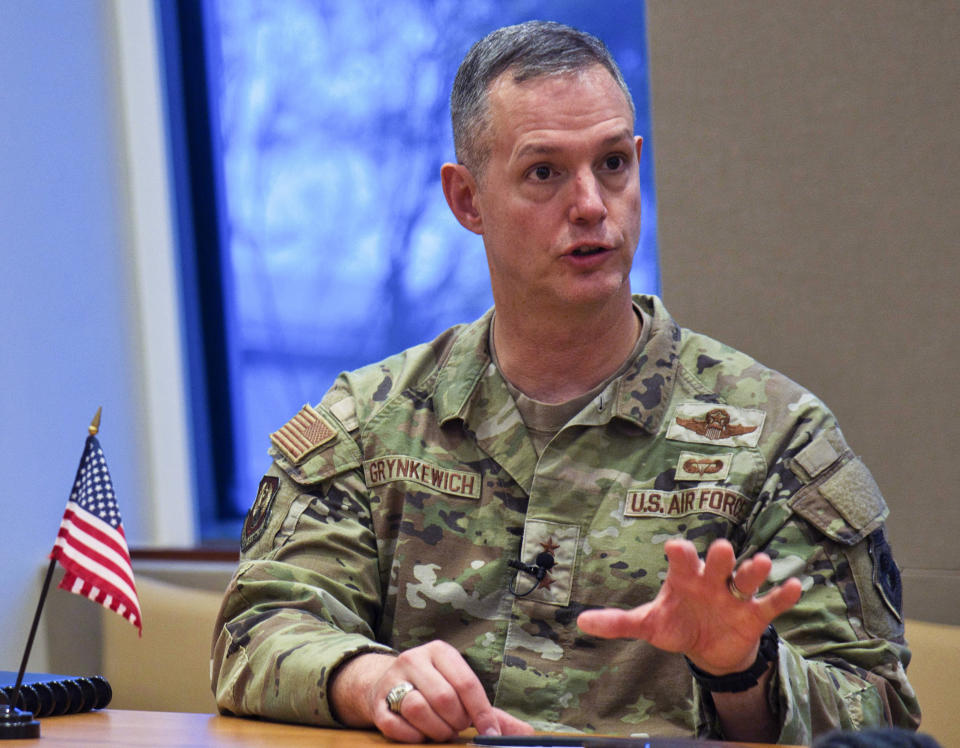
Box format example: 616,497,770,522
450,21,635,175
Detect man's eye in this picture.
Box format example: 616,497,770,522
532,165,552,181
604,155,625,171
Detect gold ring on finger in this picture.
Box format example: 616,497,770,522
385,681,416,714
727,575,752,602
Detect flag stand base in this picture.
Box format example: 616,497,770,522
0,706,40,739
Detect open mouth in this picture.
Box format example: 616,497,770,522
570,246,606,257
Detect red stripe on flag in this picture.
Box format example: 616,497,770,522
54,546,141,622
60,571,141,631
54,511,137,595
272,431,303,456
50,435,142,634
51,505,141,633
53,534,139,612
58,507,134,573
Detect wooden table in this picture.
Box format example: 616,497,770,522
1,709,796,746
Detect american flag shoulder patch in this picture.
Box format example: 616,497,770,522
270,404,338,464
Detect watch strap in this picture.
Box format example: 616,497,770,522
686,624,779,693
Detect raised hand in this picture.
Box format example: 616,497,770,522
577,538,802,675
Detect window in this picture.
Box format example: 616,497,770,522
161,0,659,539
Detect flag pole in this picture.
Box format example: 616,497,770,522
1,408,101,739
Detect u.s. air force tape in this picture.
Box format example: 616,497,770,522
625,486,753,523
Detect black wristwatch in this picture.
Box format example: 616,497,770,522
686,624,779,693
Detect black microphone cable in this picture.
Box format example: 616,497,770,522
507,551,556,597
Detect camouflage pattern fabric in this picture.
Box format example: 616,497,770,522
211,295,920,743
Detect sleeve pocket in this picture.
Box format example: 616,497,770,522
788,456,889,545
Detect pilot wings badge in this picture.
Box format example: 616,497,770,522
666,404,765,447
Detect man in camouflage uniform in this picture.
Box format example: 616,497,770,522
211,21,920,744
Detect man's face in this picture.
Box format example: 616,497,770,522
469,65,642,314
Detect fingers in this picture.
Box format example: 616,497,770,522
721,546,801,629
375,641,499,743
755,577,803,620
728,555,772,599
473,706,536,738
701,538,739,588
580,539,802,681
577,605,650,639
431,644,497,732
390,688,466,742
405,648,472,730
663,537,707,579
697,539,782,605
383,686,452,743
472,708,504,739
578,539,784,640
492,707,536,736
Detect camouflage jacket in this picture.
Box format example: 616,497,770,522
211,295,919,743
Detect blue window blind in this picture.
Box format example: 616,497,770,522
163,0,658,538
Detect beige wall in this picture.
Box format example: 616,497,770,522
646,1,959,623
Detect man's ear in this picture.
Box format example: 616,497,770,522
441,162,483,235
635,135,643,162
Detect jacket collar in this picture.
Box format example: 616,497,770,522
607,294,682,434
434,295,682,437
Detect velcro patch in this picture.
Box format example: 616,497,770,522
328,396,359,432
788,457,888,545
625,486,753,524
675,451,733,481
820,458,888,529
270,404,337,464
794,432,841,480
666,403,765,447
363,455,481,499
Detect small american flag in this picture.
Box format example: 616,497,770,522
50,435,142,634
270,404,336,464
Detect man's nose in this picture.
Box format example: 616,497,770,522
568,170,607,224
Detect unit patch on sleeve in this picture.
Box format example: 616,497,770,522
270,404,337,464
666,403,765,447
241,475,280,551
675,451,733,481
363,455,482,499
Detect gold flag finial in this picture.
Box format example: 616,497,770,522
89,407,102,436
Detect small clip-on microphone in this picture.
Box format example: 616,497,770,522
507,551,556,597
